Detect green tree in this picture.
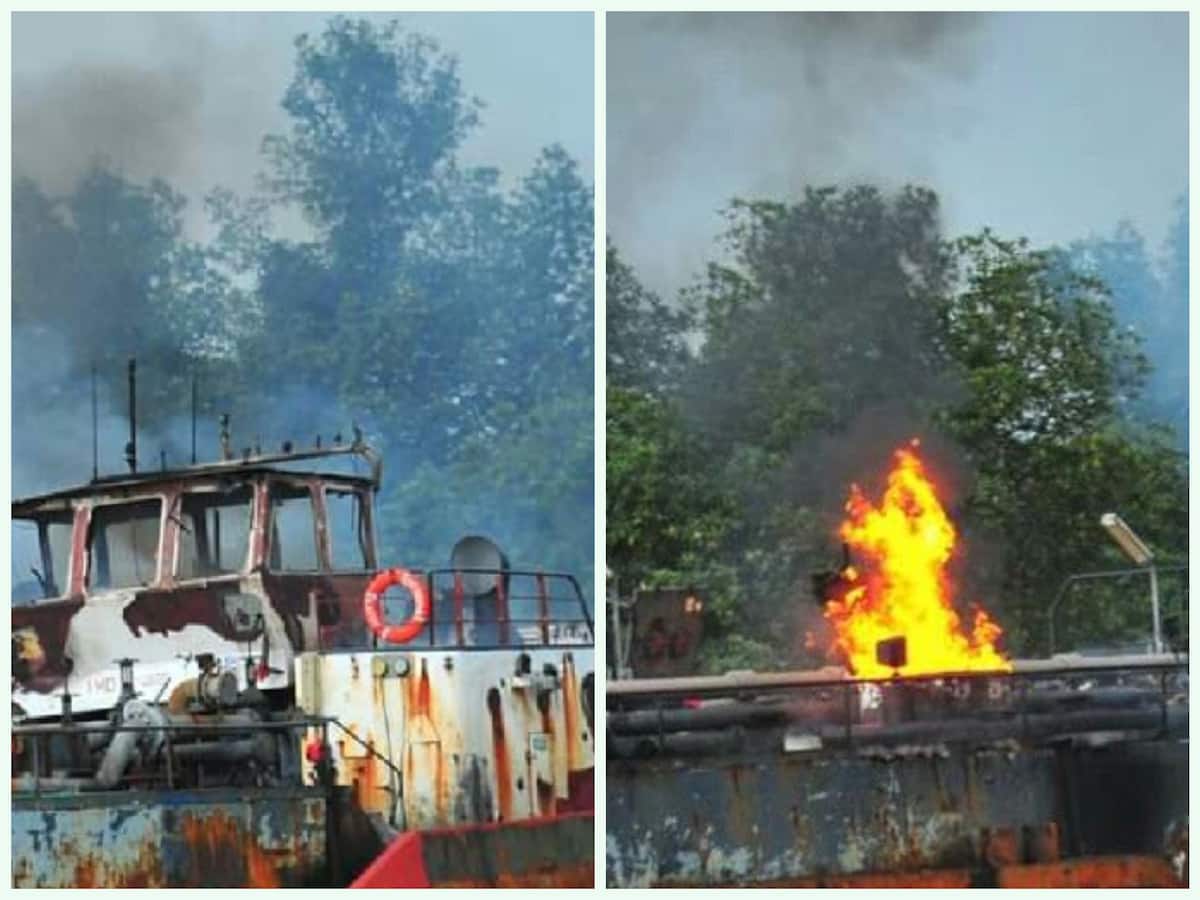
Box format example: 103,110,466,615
935,232,1182,651
610,183,1186,670
262,16,481,297
1066,215,1187,445
606,242,692,393
605,386,739,618
247,18,594,580
688,186,951,459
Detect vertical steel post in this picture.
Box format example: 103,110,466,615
1149,564,1163,654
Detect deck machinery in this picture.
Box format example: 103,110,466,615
12,440,595,887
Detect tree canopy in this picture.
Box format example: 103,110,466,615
608,185,1187,670
13,17,594,595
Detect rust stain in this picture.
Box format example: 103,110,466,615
983,826,1021,867
1029,821,1061,863
400,657,453,824
351,755,383,814
178,810,282,888
32,836,166,889
996,856,1186,888
436,860,593,888
560,655,582,772
487,687,513,821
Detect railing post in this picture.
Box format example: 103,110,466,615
453,571,465,647
496,571,510,646
536,571,550,645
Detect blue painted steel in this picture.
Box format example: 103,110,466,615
13,786,328,888
605,740,1188,887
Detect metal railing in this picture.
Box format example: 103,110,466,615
1047,565,1188,655
12,713,405,801
606,655,1188,758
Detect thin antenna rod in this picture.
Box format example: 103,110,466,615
191,375,198,465
91,365,99,480
125,358,137,473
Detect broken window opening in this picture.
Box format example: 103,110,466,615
268,483,319,571
177,484,254,580
12,515,73,604
88,500,162,591
326,489,369,571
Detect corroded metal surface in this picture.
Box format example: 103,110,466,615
12,787,328,888
13,466,378,721
295,646,596,830
606,740,1187,887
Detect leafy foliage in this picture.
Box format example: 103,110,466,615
606,242,692,393
1065,205,1188,446
609,185,1187,671
12,17,594,593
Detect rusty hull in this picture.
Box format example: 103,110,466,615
12,786,328,888
295,646,596,831
605,740,1188,887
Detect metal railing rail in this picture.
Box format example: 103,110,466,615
12,714,406,800
1047,565,1188,655
606,656,1188,756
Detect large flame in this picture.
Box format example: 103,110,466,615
823,440,1010,678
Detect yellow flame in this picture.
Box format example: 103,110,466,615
823,442,1010,678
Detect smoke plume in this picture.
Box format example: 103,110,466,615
607,12,984,295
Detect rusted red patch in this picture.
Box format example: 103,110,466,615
996,856,1185,888
560,656,582,772
486,687,513,821
178,810,282,888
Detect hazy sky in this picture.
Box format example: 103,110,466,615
609,11,1188,297
13,11,594,238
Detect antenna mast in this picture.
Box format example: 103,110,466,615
191,374,198,465
91,365,99,480
124,358,137,473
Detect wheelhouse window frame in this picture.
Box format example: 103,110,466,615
172,481,256,583
84,496,167,592
12,512,75,604
266,479,322,573
324,486,372,572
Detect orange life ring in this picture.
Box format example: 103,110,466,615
363,567,431,644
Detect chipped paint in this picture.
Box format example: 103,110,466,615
298,645,595,830
607,741,1188,887
12,787,327,888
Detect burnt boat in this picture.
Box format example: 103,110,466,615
606,655,1187,888
12,439,595,888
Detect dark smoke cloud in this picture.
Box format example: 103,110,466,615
607,12,985,295
13,64,204,195
12,16,214,196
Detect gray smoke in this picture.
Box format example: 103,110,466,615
607,12,984,295
12,16,214,197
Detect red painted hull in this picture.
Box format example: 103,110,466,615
350,811,594,888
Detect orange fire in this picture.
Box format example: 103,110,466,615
823,440,1010,678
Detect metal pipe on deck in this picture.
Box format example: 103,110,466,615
607,654,1188,700
608,707,1188,758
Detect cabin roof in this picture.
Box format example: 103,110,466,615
14,444,380,515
